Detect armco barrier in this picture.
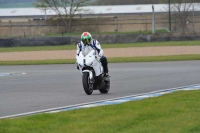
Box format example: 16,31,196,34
150,33,200,42
0,33,200,47
91,34,149,44
68,33,200,44
0,38,13,47
0,37,71,47
13,37,71,47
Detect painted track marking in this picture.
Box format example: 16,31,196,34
0,72,26,77
0,84,200,119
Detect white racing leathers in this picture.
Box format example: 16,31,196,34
76,39,103,59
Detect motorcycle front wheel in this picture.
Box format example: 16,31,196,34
82,72,93,95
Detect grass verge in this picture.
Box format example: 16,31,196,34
0,41,200,52
0,55,200,65
0,90,200,133
0,59,75,66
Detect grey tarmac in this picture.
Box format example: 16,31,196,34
0,61,200,117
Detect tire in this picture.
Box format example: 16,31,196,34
82,72,93,95
99,77,110,93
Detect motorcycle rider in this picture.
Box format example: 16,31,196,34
76,32,109,76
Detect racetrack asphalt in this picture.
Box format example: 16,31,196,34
0,61,200,118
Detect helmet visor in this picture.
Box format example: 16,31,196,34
82,39,90,45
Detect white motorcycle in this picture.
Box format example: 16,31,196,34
76,50,110,95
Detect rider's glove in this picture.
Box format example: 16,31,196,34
98,54,102,60
77,64,79,70
96,55,101,61
76,62,79,70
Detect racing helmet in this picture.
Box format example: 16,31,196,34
81,32,92,45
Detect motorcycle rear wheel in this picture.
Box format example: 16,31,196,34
99,76,110,93
82,72,93,95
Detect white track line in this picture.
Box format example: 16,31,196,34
1,84,200,119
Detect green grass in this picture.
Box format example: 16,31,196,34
108,55,200,63
102,41,200,48
0,90,200,133
0,45,77,52
0,41,200,52
0,55,200,66
0,59,75,65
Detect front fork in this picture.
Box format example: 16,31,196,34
83,71,94,90
82,70,94,83
82,70,103,90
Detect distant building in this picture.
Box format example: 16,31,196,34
0,4,171,21
0,4,199,36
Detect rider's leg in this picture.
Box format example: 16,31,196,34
100,56,109,74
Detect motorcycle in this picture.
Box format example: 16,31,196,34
76,50,110,95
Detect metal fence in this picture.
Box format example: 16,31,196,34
0,33,200,47
0,37,71,47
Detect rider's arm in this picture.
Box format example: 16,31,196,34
94,40,104,57
76,43,82,56
76,43,81,70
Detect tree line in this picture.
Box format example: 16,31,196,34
1,0,199,5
